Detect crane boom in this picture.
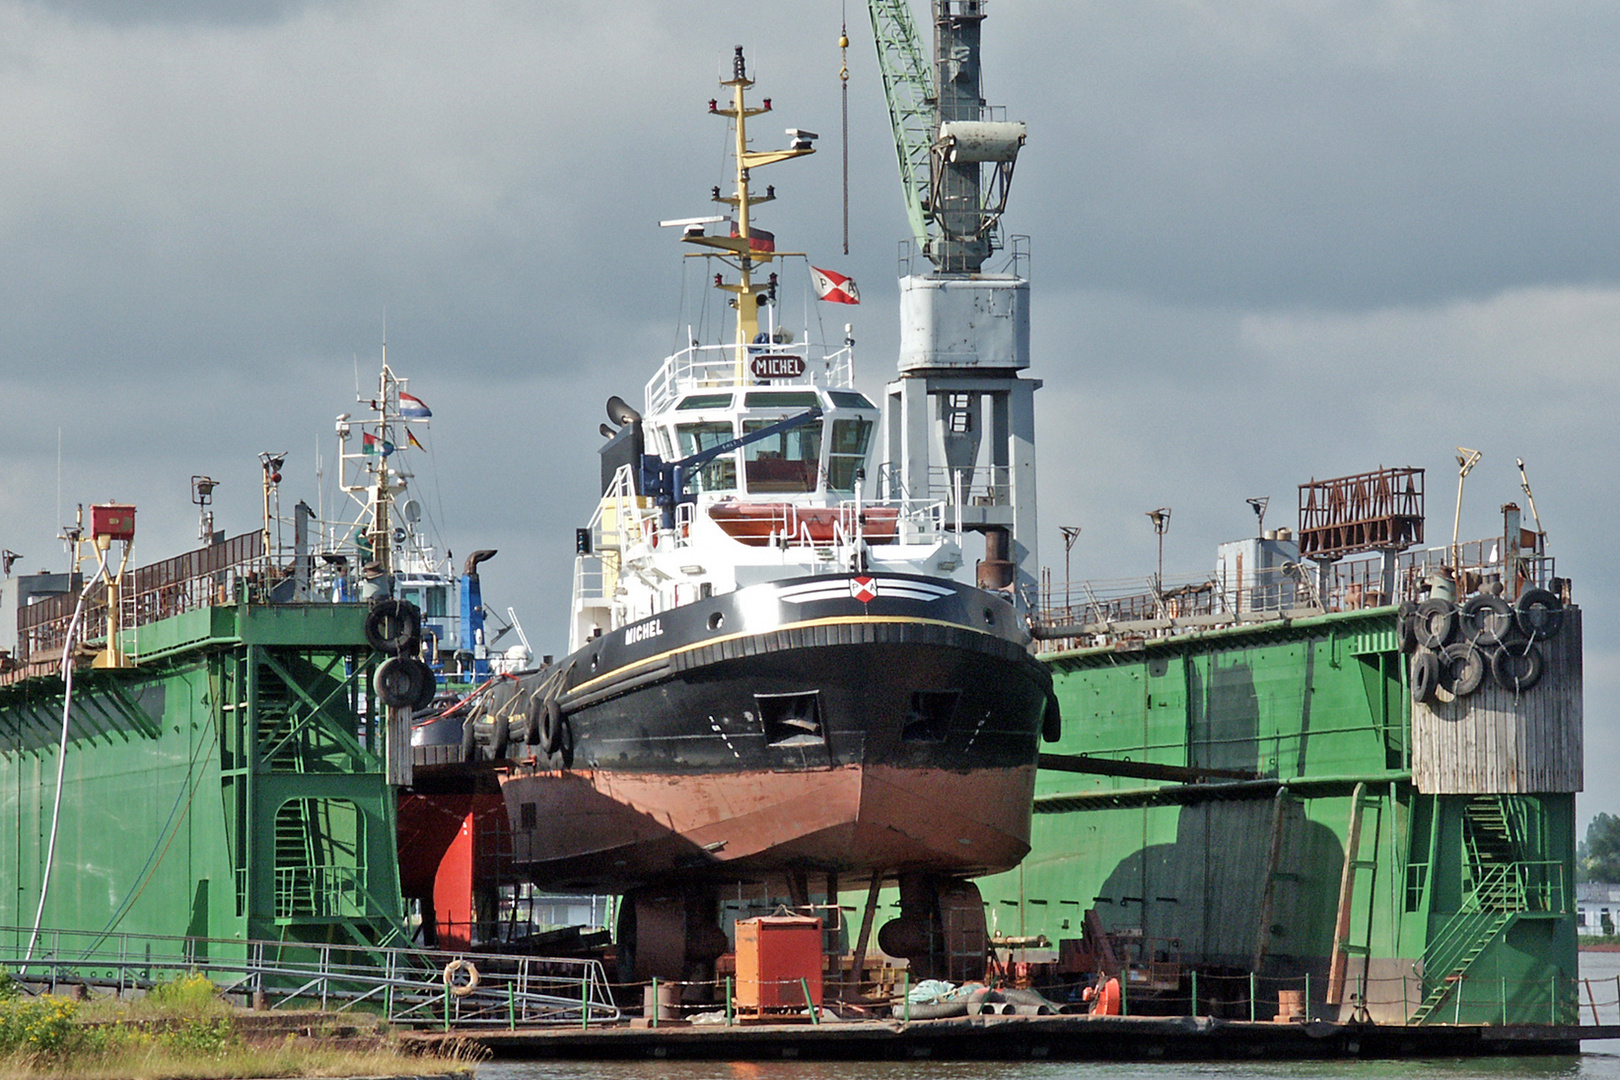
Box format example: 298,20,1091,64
866,0,935,253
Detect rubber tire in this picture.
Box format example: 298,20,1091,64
1492,641,1544,692
364,600,422,656
1396,600,1418,654
1414,598,1456,649
1515,587,1564,641
407,657,438,711
374,655,425,709
540,696,564,756
1460,594,1514,647
1440,641,1487,697
490,710,510,760
1410,647,1440,703
522,689,544,745
557,711,575,770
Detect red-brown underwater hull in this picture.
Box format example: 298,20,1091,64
494,762,1036,890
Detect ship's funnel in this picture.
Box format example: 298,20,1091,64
607,396,642,426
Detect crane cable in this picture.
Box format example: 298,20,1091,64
841,5,850,255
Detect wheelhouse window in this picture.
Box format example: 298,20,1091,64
743,418,821,493
826,417,873,492
676,421,737,493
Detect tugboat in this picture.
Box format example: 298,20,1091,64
456,47,1056,984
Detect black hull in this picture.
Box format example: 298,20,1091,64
481,573,1055,889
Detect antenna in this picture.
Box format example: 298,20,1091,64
1452,447,1482,569
1516,457,1546,540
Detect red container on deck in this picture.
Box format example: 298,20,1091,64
735,915,822,1010
90,504,136,542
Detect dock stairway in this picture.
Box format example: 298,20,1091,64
1407,799,1525,1024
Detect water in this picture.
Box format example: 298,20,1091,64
475,954,1620,1080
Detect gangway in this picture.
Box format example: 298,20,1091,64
0,924,619,1028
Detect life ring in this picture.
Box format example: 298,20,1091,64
1460,594,1514,647
364,600,422,656
443,959,479,996
1410,648,1440,703
374,656,426,709
1440,641,1486,697
1491,641,1544,693
541,696,565,756
1413,599,1456,650
1515,588,1564,641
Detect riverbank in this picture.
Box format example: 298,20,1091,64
0,973,477,1080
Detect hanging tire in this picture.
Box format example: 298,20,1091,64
1515,588,1564,641
407,657,438,711
1492,641,1544,692
491,709,510,759
540,696,564,756
557,710,575,769
1410,648,1440,703
374,655,426,709
1396,601,1418,654
1414,599,1456,649
364,599,422,656
1459,594,1514,647
1439,641,1486,697
1041,689,1062,743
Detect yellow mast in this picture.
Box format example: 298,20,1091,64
683,46,815,379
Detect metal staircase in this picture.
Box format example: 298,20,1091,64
1407,798,1524,1024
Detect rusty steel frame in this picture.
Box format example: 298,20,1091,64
1298,467,1425,560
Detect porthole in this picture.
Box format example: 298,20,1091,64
983,607,996,626
708,611,725,631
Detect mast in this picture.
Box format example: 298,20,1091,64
685,46,816,376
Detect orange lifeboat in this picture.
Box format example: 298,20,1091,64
708,502,900,547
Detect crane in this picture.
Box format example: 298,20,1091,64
865,0,1026,273
866,0,935,255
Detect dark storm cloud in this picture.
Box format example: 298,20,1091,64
0,0,1617,825
23,0,311,26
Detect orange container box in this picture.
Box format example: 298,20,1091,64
734,915,822,1009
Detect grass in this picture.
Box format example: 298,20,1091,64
0,972,482,1080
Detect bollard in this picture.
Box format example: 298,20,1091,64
1121,973,1128,1017
726,976,734,1026
1250,973,1257,1022
1190,970,1198,1018
1304,973,1311,1022
652,978,660,1030
509,983,516,1030
903,971,910,1022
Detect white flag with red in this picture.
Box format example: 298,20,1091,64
810,266,861,305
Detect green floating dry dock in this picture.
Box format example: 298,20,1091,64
405,1013,1611,1061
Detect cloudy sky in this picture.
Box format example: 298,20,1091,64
1,1,1615,824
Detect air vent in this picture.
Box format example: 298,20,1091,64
756,691,824,747
903,689,959,743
